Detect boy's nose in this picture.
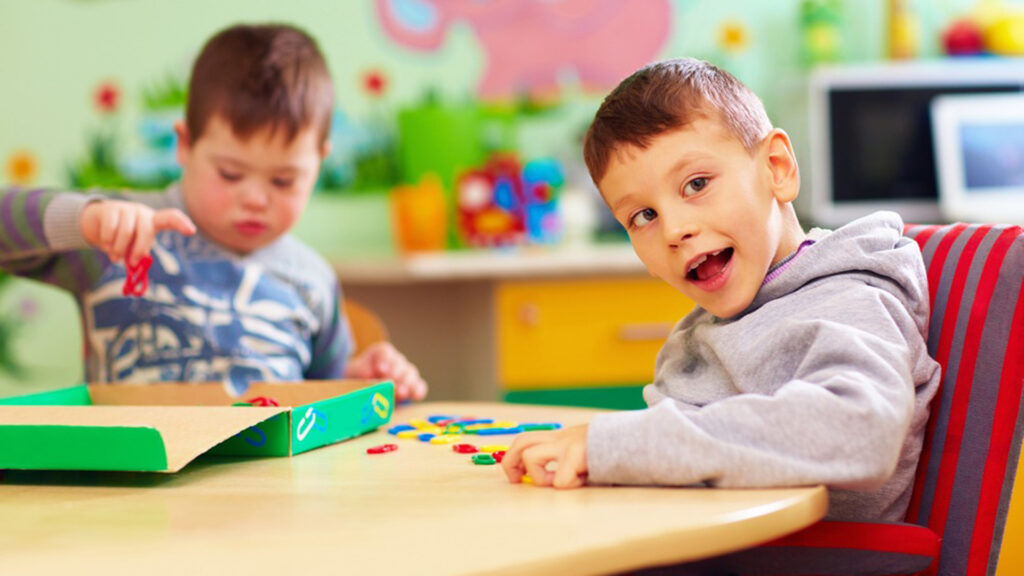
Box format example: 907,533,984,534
239,185,270,210
663,215,698,249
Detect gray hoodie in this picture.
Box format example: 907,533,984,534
587,211,941,521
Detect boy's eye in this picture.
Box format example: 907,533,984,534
629,208,658,229
682,177,709,196
271,177,295,189
218,169,242,182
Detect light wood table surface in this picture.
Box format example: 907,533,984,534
0,402,827,575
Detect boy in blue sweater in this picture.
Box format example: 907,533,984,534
0,24,426,401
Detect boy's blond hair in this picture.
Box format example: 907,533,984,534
583,58,773,185
185,23,335,145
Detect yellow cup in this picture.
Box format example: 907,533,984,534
390,174,448,253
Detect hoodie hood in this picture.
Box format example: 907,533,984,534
745,211,929,335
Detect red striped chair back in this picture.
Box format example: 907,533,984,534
903,222,1024,575
637,222,1024,576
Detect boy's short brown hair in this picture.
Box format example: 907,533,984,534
583,58,772,185
186,23,334,145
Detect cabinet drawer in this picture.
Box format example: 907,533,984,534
496,277,694,389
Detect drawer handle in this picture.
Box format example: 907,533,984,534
518,303,540,327
618,322,674,342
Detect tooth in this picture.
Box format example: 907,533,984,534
689,254,707,271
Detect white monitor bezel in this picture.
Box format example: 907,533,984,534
931,93,1024,225
809,60,1024,228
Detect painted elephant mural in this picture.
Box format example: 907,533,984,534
375,0,673,100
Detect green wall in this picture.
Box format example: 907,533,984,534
0,0,986,191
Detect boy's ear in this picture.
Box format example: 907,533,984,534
763,128,800,204
174,120,192,164
319,139,332,160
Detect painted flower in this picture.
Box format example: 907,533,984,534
5,150,38,185
94,81,121,113
362,69,388,98
719,21,749,54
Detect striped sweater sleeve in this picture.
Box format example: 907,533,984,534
0,188,110,293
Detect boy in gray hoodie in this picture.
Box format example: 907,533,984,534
501,58,940,522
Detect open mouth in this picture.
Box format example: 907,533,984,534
686,248,734,282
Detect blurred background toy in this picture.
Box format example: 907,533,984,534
455,154,563,248
390,174,449,253
942,18,985,55
887,0,920,59
800,0,843,66
983,9,1024,55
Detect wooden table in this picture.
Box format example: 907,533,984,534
0,402,827,575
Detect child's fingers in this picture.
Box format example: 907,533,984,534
395,374,427,402
521,444,557,487
390,361,415,387
110,209,138,262
369,342,400,374
552,442,587,489
152,208,196,236
129,216,156,267
500,446,526,483
501,432,549,483
343,350,374,378
407,377,428,401
99,208,121,250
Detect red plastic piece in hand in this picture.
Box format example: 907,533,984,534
122,255,153,297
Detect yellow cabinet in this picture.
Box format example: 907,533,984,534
496,277,695,391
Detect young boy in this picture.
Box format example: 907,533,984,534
0,24,427,401
502,58,940,522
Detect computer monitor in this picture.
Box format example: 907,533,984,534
932,93,1024,225
808,60,1024,227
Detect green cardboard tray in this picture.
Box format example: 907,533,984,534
0,380,394,472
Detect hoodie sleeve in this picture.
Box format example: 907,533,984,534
0,188,110,293
586,284,929,491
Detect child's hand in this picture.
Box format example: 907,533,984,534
501,425,589,489
81,200,196,265
344,341,428,402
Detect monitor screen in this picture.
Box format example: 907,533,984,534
959,122,1024,190
829,85,1019,203
932,92,1024,225
809,62,1024,227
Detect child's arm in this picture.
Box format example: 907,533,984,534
0,188,193,292
505,286,933,491
583,288,929,491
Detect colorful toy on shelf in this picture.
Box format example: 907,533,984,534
983,11,1024,55
456,155,563,248
390,174,448,253
522,158,564,245
942,18,985,55
800,0,843,66
887,0,920,59
940,1,1024,57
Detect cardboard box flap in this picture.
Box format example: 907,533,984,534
0,405,284,472
85,380,379,407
